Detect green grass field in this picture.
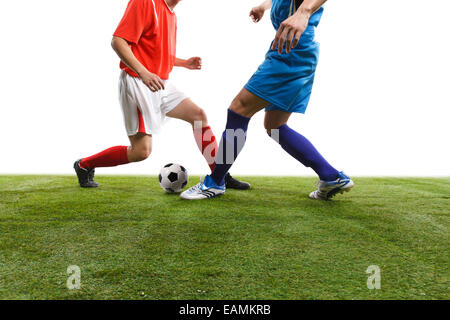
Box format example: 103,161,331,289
0,175,448,300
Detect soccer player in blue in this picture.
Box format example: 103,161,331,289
181,0,354,200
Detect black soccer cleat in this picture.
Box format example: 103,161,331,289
225,173,251,190
74,159,100,188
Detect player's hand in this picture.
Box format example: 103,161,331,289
185,57,202,70
139,69,165,92
272,11,309,54
250,6,265,23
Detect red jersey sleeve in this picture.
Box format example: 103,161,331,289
113,0,155,44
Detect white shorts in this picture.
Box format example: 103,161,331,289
118,71,188,136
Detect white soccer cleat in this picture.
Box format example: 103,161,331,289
309,171,354,200
180,175,226,200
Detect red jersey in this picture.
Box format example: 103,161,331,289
113,0,177,80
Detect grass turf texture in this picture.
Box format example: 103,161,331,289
0,175,448,300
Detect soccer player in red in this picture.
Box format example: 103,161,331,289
74,0,249,190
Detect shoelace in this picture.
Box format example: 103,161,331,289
187,183,202,193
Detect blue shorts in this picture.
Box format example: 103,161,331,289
244,26,320,114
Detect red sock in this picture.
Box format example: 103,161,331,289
193,126,218,172
80,146,129,169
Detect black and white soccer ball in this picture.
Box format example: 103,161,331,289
158,163,189,193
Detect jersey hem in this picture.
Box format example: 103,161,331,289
121,68,169,81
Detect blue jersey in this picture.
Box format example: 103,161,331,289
244,1,325,114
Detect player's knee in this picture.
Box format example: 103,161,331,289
197,108,208,123
230,96,254,118
264,119,271,132
264,120,277,134
264,117,287,135
140,147,152,161
230,96,246,114
133,146,152,162
191,107,208,126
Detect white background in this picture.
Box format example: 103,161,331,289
0,0,449,176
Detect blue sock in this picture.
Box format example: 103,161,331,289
210,109,250,185
272,124,339,181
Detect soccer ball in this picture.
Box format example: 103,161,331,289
158,163,189,193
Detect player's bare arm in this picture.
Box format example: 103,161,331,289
175,57,202,70
272,0,327,54
250,0,272,23
111,36,165,92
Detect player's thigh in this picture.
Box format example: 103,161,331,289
264,110,292,132
128,133,152,156
229,88,272,118
166,98,208,126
